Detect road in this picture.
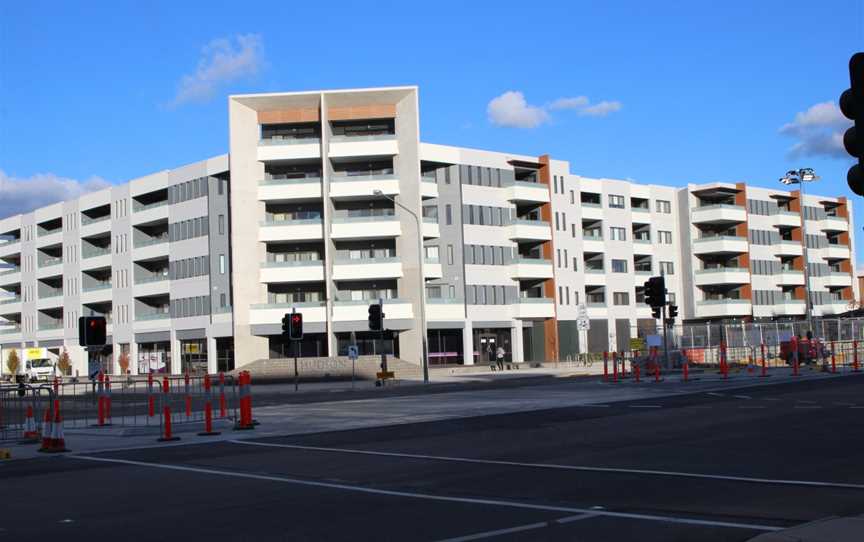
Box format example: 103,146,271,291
2,374,863,541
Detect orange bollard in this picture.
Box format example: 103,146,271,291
105,375,112,422
634,363,641,383
184,372,192,418
148,372,155,417
683,360,689,382
602,352,609,382
158,376,180,442
96,371,106,426
198,374,220,436
760,343,768,378
855,340,861,373
831,342,837,374
234,371,255,431
218,372,227,418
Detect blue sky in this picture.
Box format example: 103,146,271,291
0,1,861,255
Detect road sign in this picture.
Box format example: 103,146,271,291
347,345,359,360
629,338,646,351
576,319,590,331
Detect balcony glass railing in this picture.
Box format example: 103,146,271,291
695,235,747,242
694,203,744,211
329,133,396,143
513,180,545,189
698,298,749,304
696,267,748,274
38,322,63,330
38,290,63,299
514,257,552,264
37,227,62,238
262,259,323,268
518,297,554,304
331,215,397,224
330,172,395,182
133,236,169,248
514,219,549,226
0,325,21,334
135,274,168,284
581,202,602,208
82,245,111,258
334,257,400,265
633,237,652,243
135,312,170,321
260,176,322,186
0,267,20,276
584,268,605,273
260,217,323,226
251,301,326,309
81,214,111,226
39,256,62,267
83,283,112,292
259,135,321,146
133,200,168,213
0,295,21,304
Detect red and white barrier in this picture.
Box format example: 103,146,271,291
198,373,220,436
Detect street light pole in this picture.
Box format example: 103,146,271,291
374,190,429,383
780,168,819,334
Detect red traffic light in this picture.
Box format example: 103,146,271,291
292,315,301,323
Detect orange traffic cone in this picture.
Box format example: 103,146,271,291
39,401,68,453
38,408,53,452
20,406,39,443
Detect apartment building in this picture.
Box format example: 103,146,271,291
0,156,233,377
0,86,857,376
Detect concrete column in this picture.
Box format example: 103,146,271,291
69,344,87,379
170,329,181,375
512,323,524,363
207,335,218,373
130,342,139,376
463,321,474,365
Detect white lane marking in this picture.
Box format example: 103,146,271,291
581,404,611,408
796,400,817,404
72,455,783,533
707,392,725,397
436,513,598,542
630,405,662,408
739,406,766,409
794,406,822,409
229,440,864,491
732,395,752,400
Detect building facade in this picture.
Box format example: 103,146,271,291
0,86,857,375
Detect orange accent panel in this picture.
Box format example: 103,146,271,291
735,183,753,302
836,197,849,219
789,190,801,212
538,155,559,361
840,260,852,273
258,108,320,124
327,104,396,121
838,231,850,246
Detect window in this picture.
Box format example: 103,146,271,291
218,214,225,235
611,259,628,273
565,286,570,305
564,249,568,268
660,261,674,275
425,246,439,261
613,292,630,306
658,230,673,244
610,227,627,241
555,212,560,230
608,195,625,209
557,249,562,267
219,254,226,274
656,200,672,214
572,257,578,271
558,286,563,304
445,204,452,225
570,190,575,205
447,244,454,265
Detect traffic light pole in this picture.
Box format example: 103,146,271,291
661,305,670,372
293,308,299,392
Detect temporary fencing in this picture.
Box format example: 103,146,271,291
1,371,251,443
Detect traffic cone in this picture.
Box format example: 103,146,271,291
38,408,53,451
20,406,39,443
48,401,68,453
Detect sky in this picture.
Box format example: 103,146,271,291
0,1,862,257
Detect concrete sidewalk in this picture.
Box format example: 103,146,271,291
748,515,864,541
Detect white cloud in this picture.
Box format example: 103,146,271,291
487,91,549,128
779,101,850,159
172,34,263,106
487,91,621,128
578,100,623,117
0,171,110,220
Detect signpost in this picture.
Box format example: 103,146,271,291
347,345,359,389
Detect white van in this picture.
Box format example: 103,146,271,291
25,358,56,382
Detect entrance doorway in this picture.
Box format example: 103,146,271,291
479,333,497,364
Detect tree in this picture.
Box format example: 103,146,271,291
6,349,19,375
117,351,130,375
57,347,71,376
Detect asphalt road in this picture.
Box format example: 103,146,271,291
2,375,864,541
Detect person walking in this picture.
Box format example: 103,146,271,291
496,345,506,371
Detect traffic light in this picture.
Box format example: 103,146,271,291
651,305,663,319
667,304,678,326
78,316,106,347
643,276,666,308
841,53,864,196
368,303,383,331
282,312,303,340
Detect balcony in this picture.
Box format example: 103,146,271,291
259,218,324,242
83,244,111,259
424,259,443,279
260,260,325,284
332,258,403,281
421,179,439,199
772,300,806,316
330,216,400,240
514,298,555,319
692,236,748,255
81,282,113,303
332,299,413,325
693,267,750,286
37,322,63,334
133,276,170,297
0,240,20,259
0,268,21,287
580,203,604,220
777,270,805,286
633,239,653,254
131,200,169,225
510,219,552,242
134,312,171,331
694,299,752,319
820,301,852,316
774,241,803,257
80,214,112,237
508,181,550,204
427,298,465,321
328,134,398,159
133,236,170,260
257,136,321,162
821,216,848,232
824,272,853,287
422,218,440,239
581,238,604,253
258,177,322,202
0,295,21,314
0,323,21,336
510,258,554,280
329,173,399,201
249,301,327,328
774,211,800,228
584,269,607,285
823,244,851,260
36,227,62,247
691,204,747,225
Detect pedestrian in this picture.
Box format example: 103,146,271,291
496,346,505,371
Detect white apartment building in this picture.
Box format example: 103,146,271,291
0,86,857,375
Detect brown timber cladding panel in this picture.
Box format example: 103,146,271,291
258,108,320,124
327,104,396,121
